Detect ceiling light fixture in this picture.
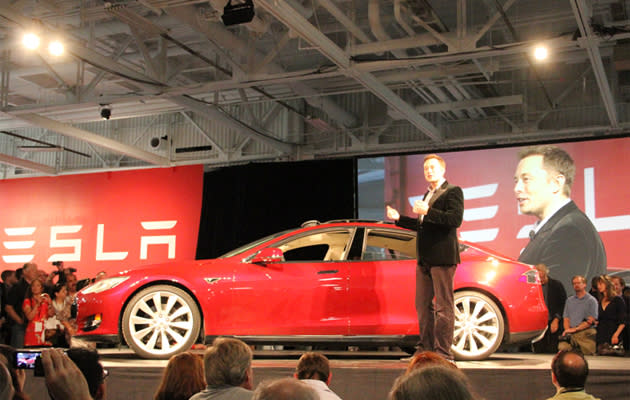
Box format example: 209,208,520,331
100,105,112,120
22,33,40,50
222,0,255,26
533,45,548,61
48,40,64,56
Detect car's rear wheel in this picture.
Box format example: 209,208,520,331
122,285,201,359
452,290,504,361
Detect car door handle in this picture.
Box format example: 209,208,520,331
317,269,339,274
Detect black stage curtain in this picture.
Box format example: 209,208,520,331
196,159,356,259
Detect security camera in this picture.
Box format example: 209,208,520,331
99,104,111,120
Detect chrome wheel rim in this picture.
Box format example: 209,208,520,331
453,295,501,358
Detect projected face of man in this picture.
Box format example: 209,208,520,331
514,154,565,220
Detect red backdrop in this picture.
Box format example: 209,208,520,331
385,138,630,269
0,165,203,279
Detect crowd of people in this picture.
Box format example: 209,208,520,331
0,261,106,350
0,336,607,400
534,264,629,357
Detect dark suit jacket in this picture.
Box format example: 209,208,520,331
396,181,464,266
544,277,567,322
518,200,607,294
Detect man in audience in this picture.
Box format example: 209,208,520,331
41,348,103,400
190,337,254,400
253,378,318,400
547,350,600,400
294,352,342,400
5,263,38,347
0,361,14,400
533,264,567,353
559,276,598,355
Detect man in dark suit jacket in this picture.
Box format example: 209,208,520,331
514,145,607,294
532,264,567,353
387,154,464,360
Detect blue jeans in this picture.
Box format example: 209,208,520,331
10,323,25,348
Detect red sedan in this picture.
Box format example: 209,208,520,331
75,220,547,360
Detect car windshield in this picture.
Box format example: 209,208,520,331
219,229,295,258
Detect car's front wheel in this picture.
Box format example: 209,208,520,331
452,290,504,361
122,285,201,359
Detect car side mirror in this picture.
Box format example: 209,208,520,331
250,248,284,264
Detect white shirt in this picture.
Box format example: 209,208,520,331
300,379,343,400
532,198,571,235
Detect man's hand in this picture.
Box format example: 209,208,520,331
41,349,92,400
413,200,429,216
550,319,559,334
386,205,400,221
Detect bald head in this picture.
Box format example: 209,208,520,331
252,378,318,400
552,350,589,389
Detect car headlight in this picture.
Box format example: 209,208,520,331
80,276,130,294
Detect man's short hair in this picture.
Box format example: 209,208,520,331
518,145,575,196
204,337,252,388
66,348,105,399
389,366,474,400
572,275,586,284
1,270,14,282
552,350,589,388
423,154,446,168
295,352,330,382
252,377,318,400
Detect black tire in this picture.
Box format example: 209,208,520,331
122,285,201,359
452,290,505,361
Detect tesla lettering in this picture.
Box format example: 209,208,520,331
1,220,178,264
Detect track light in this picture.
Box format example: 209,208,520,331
100,105,112,120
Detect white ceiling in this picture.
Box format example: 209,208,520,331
0,0,628,178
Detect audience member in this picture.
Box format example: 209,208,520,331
559,276,598,355
190,337,254,400
594,275,626,355
5,263,38,348
388,366,475,400
46,283,75,347
610,276,626,297
40,348,95,400
154,351,206,400
534,264,568,353
405,351,458,375
0,344,29,400
1,270,17,343
66,348,107,400
547,350,600,400
294,352,342,400
0,361,14,400
252,378,318,400
22,279,51,347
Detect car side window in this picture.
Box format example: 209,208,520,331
277,229,352,262
362,229,416,261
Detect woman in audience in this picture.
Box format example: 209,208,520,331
0,344,29,400
405,351,458,375
22,279,51,347
595,275,626,355
46,283,75,347
154,351,206,400
389,365,475,400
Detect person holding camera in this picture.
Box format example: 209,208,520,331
22,279,52,347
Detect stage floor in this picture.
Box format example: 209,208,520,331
23,349,630,400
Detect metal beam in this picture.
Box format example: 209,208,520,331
171,95,294,154
0,153,56,175
571,0,618,128
257,0,442,142
15,113,170,166
414,95,523,114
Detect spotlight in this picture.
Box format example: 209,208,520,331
48,40,64,56
22,33,40,50
100,105,112,120
533,45,548,61
221,0,255,26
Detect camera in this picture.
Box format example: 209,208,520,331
52,261,63,267
14,350,44,376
